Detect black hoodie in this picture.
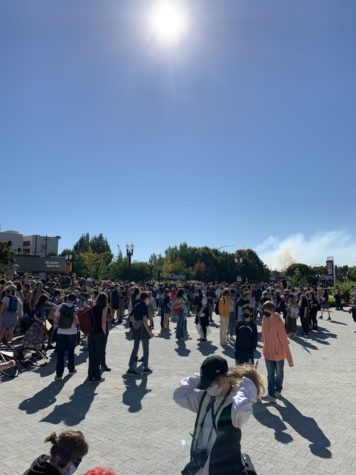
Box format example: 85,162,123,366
23,455,62,475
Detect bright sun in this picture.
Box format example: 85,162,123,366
150,1,187,44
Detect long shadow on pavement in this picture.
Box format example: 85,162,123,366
40,381,97,425
175,341,191,357
197,341,218,357
253,398,331,459
253,401,293,444
122,374,151,413
18,376,71,414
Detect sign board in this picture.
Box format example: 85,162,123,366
15,256,66,273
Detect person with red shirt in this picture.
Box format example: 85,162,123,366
262,300,294,403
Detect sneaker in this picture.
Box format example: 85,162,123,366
327,317,331,321
90,377,105,384
126,369,140,376
68,370,77,375
275,391,282,398
319,316,323,319
54,375,62,381
143,367,153,375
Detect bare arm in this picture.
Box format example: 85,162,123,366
102,307,108,333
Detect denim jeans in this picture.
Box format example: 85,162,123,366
56,334,77,377
129,337,149,369
265,359,284,397
176,310,185,339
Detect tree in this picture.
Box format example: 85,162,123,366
73,233,90,254
286,263,316,286
0,242,15,274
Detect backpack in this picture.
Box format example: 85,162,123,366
7,296,18,313
214,298,220,315
58,305,75,329
77,306,94,335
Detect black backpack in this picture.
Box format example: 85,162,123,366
214,298,220,315
58,305,75,329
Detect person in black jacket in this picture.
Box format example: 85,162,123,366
23,430,88,475
235,304,258,365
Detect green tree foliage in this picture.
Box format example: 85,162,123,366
0,241,15,273
286,263,317,286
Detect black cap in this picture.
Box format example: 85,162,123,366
197,356,229,390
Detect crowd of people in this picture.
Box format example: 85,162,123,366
1,273,355,474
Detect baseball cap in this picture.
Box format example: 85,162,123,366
197,355,229,390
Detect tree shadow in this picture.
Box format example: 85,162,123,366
197,341,218,357
18,377,71,413
253,401,294,444
40,381,97,425
122,374,151,413
175,342,191,357
277,397,332,458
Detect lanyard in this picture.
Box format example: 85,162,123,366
191,389,231,453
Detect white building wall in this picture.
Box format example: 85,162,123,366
0,231,24,252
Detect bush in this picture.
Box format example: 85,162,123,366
336,281,356,303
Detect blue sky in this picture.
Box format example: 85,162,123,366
1,1,355,268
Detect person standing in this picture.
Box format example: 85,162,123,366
285,294,299,338
54,293,79,381
235,304,258,365
319,288,331,320
298,293,310,337
262,301,294,402
88,293,110,383
0,283,23,346
173,355,264,475
218,289,230,346
126,292,154,376
175,288,187,342
334,287,343,311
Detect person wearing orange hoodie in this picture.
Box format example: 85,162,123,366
262,300,294,403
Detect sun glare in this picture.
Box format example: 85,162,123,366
150,1,187,44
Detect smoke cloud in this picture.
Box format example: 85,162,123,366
255,231,356,270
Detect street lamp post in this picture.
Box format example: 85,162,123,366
148,256,154,281
235,256,243,282
126,244,134,280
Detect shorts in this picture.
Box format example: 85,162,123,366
0,312,18,330
321,302,329,310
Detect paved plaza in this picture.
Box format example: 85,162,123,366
1,309,356,475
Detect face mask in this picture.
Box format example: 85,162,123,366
263,311,271,317
63,459,81,475
206,384,224,397
144,298,149,306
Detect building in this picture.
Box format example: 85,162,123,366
22,235,61,257
0,231,61,257
0,231,24,253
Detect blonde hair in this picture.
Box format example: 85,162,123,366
226,365,265,400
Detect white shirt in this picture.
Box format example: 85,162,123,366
55,303,78,335
173,373,257,475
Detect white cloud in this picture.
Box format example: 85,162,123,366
255,231,356,270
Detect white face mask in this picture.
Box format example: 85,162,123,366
206,384,224,397
63,465,77,475
144,298,150,305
